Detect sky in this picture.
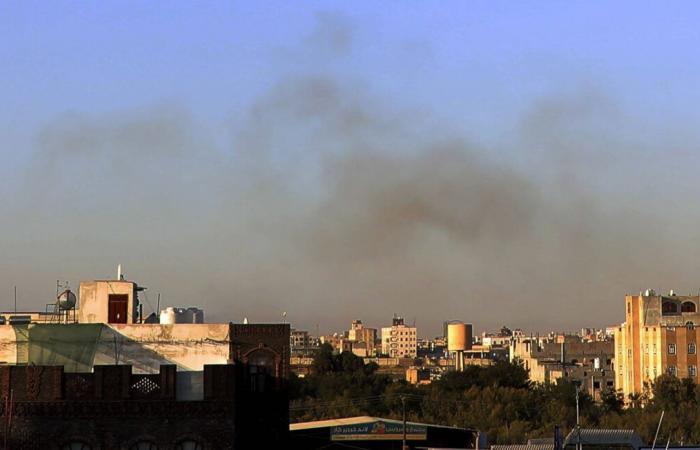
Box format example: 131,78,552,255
2,2,700,336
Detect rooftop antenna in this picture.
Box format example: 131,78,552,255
13,286,16,314
157,293,161,315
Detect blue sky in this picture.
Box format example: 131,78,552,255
3,2,700,334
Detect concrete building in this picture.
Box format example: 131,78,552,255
347,320,378,356
510,334,614,400
0,279,292,448
381,315,417,358
615,290,700,399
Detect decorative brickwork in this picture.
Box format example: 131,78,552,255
0,323,291,449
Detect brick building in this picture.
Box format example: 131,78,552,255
0,361,287,448
0,322,290,449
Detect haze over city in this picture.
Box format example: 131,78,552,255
4,2,700,336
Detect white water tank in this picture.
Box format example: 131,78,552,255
160,307,176,325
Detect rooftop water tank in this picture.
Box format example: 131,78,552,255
160,307,176,325
57,289,77,310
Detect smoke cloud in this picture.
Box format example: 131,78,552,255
3,12,700,336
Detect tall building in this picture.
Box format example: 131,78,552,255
615,289,700,399
381,315,417,358
347,319,378,356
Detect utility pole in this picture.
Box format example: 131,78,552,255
651,410,665,450
401,395,407,450
575,384,581,450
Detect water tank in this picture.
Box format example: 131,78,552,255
57,289,77,310
160,307,176,325
447,322,473,352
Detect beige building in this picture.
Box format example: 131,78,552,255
381,315,417,358
347,320,378,356
510,334,614,400
615,290,700,399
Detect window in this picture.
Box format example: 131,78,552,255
682,302,697,313
130,442,158,450
62,443,92,450
690,366,698,378
687,322,695,330
175,441,203,450
248,349,276,393
668,366,677,376
669,343,677,354
663,301,679,314
593,381,601,389
689,343,697,355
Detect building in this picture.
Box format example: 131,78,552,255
0,273,291,447
406,366,432,385
563,429,644,450
510,334,614,400
0,362,287,449
347,320,378,356
615,290,700,399
381,315,417,359
290,416,482,449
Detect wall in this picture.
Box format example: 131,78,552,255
96,324,231,373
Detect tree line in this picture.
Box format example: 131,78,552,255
290,344,700,445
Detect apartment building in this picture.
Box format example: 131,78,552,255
381,315,417,358
615,289,700,399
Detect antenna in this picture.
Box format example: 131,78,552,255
13,286,16,314
157,293,161,315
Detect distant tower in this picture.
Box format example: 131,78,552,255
447,322,473,372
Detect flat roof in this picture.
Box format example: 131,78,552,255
290,416,468,432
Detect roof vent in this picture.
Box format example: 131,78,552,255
644,289,656,296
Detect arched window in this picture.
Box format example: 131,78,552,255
687,321,695,330
62,443,92,450
248,349,276,393
130,442,159,450
175,440,203,450
663,302,679,314
689,343,697,355
682,302,697,313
